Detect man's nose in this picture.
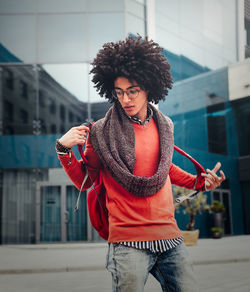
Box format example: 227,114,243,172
123,92,131,102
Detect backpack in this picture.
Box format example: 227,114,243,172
75,143,205,241
87,171,109,240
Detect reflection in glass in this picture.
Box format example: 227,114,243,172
41,64,88,133
155,0,237,71
125,0,145,19
0,0,36,13
88,13,124,61
0,15,36,63
1,65,36,135
126,13,146,37
88,0,123,12
37,14,88,63
1,168,48,244
0,63,112,136
88,64,113,121
37,0,87,13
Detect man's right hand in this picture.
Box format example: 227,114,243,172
58,125,90,149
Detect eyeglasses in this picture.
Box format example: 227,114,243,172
112,87,140,100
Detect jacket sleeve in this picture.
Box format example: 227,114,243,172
57,135,102,190
169,163,205,190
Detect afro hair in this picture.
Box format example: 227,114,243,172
90,36,173,104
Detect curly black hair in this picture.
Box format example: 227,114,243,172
90,36,173,104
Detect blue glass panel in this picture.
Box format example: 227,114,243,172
40,186,61,242
66,186,87,241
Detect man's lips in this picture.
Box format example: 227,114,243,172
124,106,134,111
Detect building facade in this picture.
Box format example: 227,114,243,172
0,0,249,243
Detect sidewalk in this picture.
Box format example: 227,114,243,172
0,235,249,275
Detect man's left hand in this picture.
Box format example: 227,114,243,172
201,162,226,191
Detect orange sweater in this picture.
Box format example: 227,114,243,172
59,119,201,242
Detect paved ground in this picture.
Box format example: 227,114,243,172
0,235,250,292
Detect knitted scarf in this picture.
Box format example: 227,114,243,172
90,102,174,197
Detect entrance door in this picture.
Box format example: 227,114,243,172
36,182,87,243
66,186,87,241
211,189,232,235
40,186,61,242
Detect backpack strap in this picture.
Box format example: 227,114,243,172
173,146,206,205
74,166,89,212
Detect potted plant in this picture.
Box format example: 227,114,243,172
210,200,225,233
210,227,223,239
173,186,210,246
210,200,225,213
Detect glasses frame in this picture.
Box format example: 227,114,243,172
112,86,141,100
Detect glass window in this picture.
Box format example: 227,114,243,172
37,0,87,13
125,13,145,36
156,0,179,22
60,125,65,133
39,90,46,108
19,109,29,124
37,14,88,63
156,28,181,57
88,13,125,61
4,69,14,90
66,186,87,241
88,0,123,12
179,0,203,33
40,186,61,242
179,39,205,74
41,64,89,133
40,119,47,134
2,65,36,136
0,15,36,63
134,0,145,5
0,0,36,13
207,115,227,155
19,80,28,99
60,105,66,120
69,111,74,123
125,0,145,19
155,0,237,73
48,98,56,114
232,97,250,156
4,100,14,122
51,124,57,134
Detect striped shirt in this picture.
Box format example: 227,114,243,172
120,237,184,253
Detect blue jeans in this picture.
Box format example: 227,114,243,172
106,242,198,292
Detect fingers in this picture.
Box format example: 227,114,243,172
212,162,221,173
219,170,226,181
206,169,220,183
74,126,90,142
201,162,226,191
75,130,88,145
74,125,90,132
59,126,90,148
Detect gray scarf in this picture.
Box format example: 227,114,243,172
90,102,174,197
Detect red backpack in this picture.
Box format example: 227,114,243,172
75,142,205,241
86,171,109,240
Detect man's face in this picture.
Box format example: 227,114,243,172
113,77,148,122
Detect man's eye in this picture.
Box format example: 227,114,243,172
116,90,122,95
129,89,137,94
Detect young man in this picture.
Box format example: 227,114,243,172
56,36,225,292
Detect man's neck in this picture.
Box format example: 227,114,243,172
128,107,153,126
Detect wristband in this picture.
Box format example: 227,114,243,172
56,139,71,154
